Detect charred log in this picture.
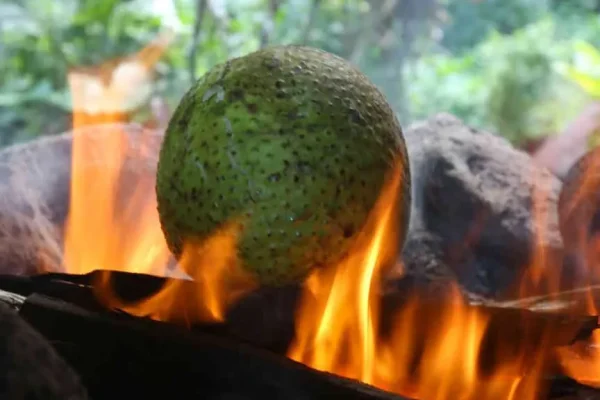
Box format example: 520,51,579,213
2,290,409,400
0,271,598,363
0,273,599,399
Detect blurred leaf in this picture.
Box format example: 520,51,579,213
588,128,600,150
558,41,600,98
173,0,194,25
562,66,600,97
0,3,41,35
573,39,600,66
73,0,120,24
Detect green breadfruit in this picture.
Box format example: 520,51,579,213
156,45,411,285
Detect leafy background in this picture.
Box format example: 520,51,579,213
2,0,600,148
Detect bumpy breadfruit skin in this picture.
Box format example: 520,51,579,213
156,45,411,285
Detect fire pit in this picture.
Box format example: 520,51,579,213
1,40,600,399
0,119,599,400
0,269,597,400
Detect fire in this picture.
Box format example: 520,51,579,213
64,32,174,277
556,295,600,389
288,161,545,399
58,36,600,398
63,32,257,324
93,221,257,323
377,293,543,400
550,153,600,388
288,159,403,384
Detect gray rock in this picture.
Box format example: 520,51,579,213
401,113,564,299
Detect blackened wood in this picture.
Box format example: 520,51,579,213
0,273,107,311
0,300,91,400
0,271,167,305
0,289,25,311
0,271,301,353
546,376,600,400
488,285,600,315
1,284,600,399
381,280,599,347
15,292,410,400
0,271,597,353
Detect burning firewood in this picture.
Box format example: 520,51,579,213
483,285,600,314
0,272,599,399
4,31,600,397
0,285,411,400
0,114,598,399
549,146,600,390
2,270,598,348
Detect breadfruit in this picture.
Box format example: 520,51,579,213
156,45,411,285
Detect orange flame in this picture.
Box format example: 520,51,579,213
63,32,256,324
287,161,546,399
288,160,403,385
59,36,600,398
93,221,258,323
556,294,600,389
549,153,600,388
64,32,174,277
378,291,544,400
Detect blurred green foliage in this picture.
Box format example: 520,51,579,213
560,40,600,97
440,0,546,53
408,18,591,143
1,0,600,147
0,0,169,144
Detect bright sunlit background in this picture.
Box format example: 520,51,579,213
2,0,600,150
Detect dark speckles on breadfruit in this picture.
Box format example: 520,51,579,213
156,45,411,285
